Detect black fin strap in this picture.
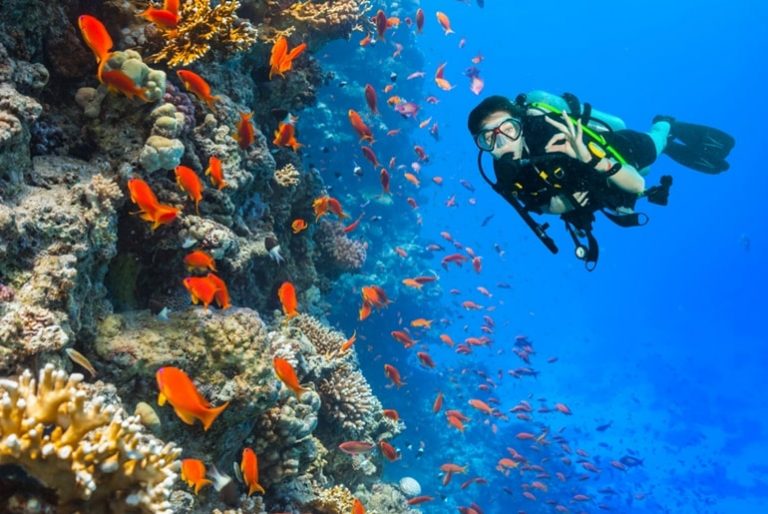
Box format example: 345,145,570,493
602,209,649,227
581,102,592,126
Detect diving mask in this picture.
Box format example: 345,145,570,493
474,118,522,151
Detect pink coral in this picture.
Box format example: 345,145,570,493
314,219,366,271
0,283,13,302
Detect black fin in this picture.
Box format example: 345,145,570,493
662,120,735,174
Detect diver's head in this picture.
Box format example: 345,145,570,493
468,96,525,160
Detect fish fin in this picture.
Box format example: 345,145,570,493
194,478,212,495
248,482,266,496
157,392,167,406
201,401,230,431
173,407,198,426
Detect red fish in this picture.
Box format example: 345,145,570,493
234,112,254,149
338,441,375,455
175,165,204,214
273,356,309,397
140,7,179,30
379,168,390,195
273,121,302,151
101,70,149,101
181,459,212,494
184,250,216,272
183,276,218,309
343,213,364,234
348,109,374,142
277,281,298,318
374,9,388,40
177,70,219,109
415,8,425,33
205,156,227,190
417,351,436,368
78,15,113,79
364,84,378,114
379,440,399,461
206,272,231,310
352,499,366,514
384,364,405,387
240,448,266,496
156,366,229,430
362,146,380,167
269,36,306,79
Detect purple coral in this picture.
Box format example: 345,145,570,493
314,219,366,271
0,283,13,302
163,82,196,133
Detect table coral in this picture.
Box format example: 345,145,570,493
149,0,258,67
0,364,181,513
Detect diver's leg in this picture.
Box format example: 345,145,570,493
647,120,672,157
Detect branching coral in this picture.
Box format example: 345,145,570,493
285,0,372,37
149,0,258,67
314,219,367,272
308,484,355,514
0,364,180,513
273,162,301,188
292,313,347,359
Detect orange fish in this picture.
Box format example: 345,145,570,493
379,440,399,461
240,448,266,496
433,392,444,413
343,213,364,234
404,172,420,187
384,363,405,387
364,84,378,115
175,165,204,214
177,70,219,110
436,11,454,35
155,366,229,430
348,109,374,143
269,36,306,79
340,330,357,353
410,318,432,329
181,459,212,494
359,32,372,47
184,250,216,272
127,178,179,231
163,0,180,15
358,300,372,321
277,281,298,318
206,272,231,310
234,112,254,149
140,7,179,30
205,156,227,190
361,285,390,308
313,196,349,220
183,276,218,309
78,15,113,79
273,356,309,397
291,218,308,234
351,498,366,514
273,121,302,151
101,70,149,101
402,278,422,289
382,408,399,421
469,399,493,414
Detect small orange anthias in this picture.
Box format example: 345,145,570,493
127,178,179,231
177,70,220,110
101,70,149,101
205,156,227,190
273,120,302,152
77,14,113,80
174,165,204,214
269,36,307,79
277,281,298,318
312,195,349,220
240,448,266,496
233,112,255,149
272,356,309,398
181,459,212,495
155,366,229,431
182,273,230,309
183,250,216,272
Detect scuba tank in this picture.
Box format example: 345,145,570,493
522,90,626,133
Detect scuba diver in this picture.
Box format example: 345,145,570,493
467,91,735,270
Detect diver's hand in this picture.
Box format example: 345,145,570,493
543,112,591,163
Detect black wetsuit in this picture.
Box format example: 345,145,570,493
493,113,658,213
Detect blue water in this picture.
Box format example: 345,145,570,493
306,1,767,512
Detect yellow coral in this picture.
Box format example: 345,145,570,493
287,0,372,29
273,163,301,188
309,484,355,514
149,0,258,67
0,364,180,513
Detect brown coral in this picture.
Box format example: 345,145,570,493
285,0,372,40
149,0,258,67
291,313,348,359
314,219,366,272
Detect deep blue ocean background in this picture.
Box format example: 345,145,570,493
307,1,767,512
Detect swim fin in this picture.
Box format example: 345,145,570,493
656,116,735,174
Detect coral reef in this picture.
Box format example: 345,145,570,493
0,364,180,513
314,219,367,273
273,162,301,188
148,0,259,67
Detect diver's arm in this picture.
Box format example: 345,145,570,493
594,158,645,194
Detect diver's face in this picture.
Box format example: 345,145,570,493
478,111,524,160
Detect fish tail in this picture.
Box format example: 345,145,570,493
138,88,150,102
207,95,221,110
194,478,212,495
290,140,302,152
248,482,266,496
201,401,229,431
